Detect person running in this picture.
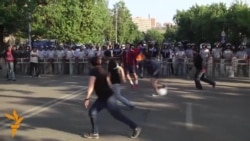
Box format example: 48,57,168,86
121,43,139,88
108,58,135,109
193,48,216,90
144,53,166,97
84,56,141,139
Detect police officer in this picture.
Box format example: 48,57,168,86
113,43,122,57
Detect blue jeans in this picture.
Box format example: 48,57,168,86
88,95,138,134
7,62,15,80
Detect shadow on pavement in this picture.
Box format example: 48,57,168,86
0,76,250,141
0,89,34,95
0,135,61,141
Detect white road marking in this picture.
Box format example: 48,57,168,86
186,102,193,129
0,87,87,127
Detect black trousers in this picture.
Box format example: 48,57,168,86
137,60,144,78
168,59,174,75
29,62,39,76
194,69,215,89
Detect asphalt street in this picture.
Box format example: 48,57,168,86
0,75,249,141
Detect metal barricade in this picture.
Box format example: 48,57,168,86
12,57,250,78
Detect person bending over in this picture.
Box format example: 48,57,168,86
144,53,165,96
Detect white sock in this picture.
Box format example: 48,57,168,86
135,80,138,85
130,80,134,85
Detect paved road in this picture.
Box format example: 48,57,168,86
0,75,250,141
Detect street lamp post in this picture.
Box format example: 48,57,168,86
28,9,32,47
115,7,118,44
25,0,32,47
221,30,226,44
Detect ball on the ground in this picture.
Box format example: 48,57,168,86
157,86,168,96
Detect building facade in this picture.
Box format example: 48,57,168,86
132,17,156,32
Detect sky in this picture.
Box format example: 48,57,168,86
108,0,250,24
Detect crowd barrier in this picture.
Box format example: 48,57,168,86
1,57,250,78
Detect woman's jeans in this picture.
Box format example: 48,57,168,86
88,95,137,134
6,62,15,80
112,84,134,107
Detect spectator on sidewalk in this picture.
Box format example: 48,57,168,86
29,47,40,77
4,46,17,81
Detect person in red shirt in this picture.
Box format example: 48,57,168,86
121,43,139,88
4,46,16,81
134,42,146,78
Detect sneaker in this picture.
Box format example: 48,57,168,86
131,84,136,89
83,132,99,139
131,127,142,138
12,79,16,81
152,94,160,97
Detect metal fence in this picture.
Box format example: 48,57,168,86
1,57,250,78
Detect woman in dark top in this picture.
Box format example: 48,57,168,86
108,59,135,109
84,56,141,139
193,49,216,90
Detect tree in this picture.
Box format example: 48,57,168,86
145,29,164,45
0,0,28,49
112,1,141,44
164,25,178,42
171,1,250,44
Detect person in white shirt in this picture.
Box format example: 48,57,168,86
65,47,74,60
95,46,102,57
175,46,186,76
223,44,233,61
46,47,56,74
185,43,195,77
236,45,248,76
29,47,40,77
73,47,83,74
64,46,74,74
185,44,194,59
236,45,248,60
211,43,223,75
37,47,45,74
86,46,95,58
244,45,250,59
56,47,65,74
200,44,210,61
161,44,174,75
222,43,234,75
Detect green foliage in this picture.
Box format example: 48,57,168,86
145,29,164,45
111,1,142,44
170,1,250,44
0,0,143,45
164,25,178,42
